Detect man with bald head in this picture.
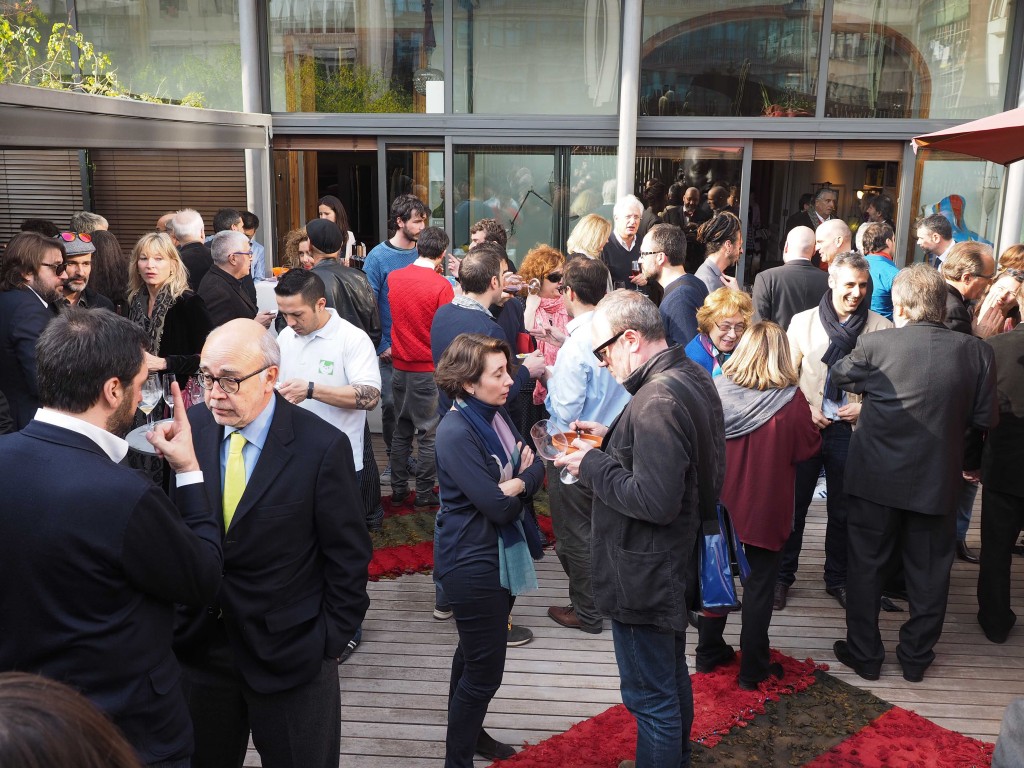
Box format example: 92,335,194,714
752,225,829,331
177,319,372,768
815,219,853,270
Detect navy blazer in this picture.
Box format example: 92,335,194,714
177,394,372,694
0,420,222,763
0,287,57,429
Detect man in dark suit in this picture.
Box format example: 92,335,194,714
789,188,836,236
0,307,222,767
0,231,64,430
198,230,274,329
831,264,996,683
171,208,213,291
751,226,828,330
782,193,814,242
178,318,372,768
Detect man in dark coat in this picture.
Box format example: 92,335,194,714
0,308,222,766
557,289,725,768
171,208,214,291
198,230,274,329
751,226,828,331
831,264,996,684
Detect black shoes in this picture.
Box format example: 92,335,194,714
695,645,736,674
827,586,848,609
773,583,789,611
738,661,784,691
832,640,880,681
956,540,980,564
476,729,516,760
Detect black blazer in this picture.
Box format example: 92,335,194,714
982,326,1024,495
179,241,213,291
752,259,830,331
155,291,214,385
198,264,258,327
0,287,57,430
178,395,372,694
832,322,996,516
944,283,973,335
0,421,221,763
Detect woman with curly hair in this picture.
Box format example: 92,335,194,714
283,227,314,270
518,245,569,409
685,287,753,377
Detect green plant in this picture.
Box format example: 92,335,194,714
304,59,414,114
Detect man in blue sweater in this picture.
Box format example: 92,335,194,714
364,194,429,484
640,223,708,345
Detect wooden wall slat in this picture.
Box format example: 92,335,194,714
0,150,83,246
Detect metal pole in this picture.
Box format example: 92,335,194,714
615,0,643,200
239,0,273,268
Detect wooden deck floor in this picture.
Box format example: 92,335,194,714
242,438,1023,766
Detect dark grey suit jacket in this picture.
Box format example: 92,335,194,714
751,259,829,331
832,322,996,516
982,326,1024,495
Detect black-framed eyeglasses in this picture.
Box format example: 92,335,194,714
640,250,662,258
546,271,563,283
556,284,569,294
972,271,996,280
40,261,67,275
197,364,270,394
593,329,627,362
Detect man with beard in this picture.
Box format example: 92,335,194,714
0,307,222,767
0,231,67,429
58,231,115,311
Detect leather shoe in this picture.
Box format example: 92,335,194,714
833,640,879,681
827,586,848,609
773,583,789,611
738,661,785,691
695,645,736,674
548,605,602,634
901,665,925,683
956,540,980,564
475,729,515,760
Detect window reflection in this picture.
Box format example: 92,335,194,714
641,0,823,117
827,0,1014,119
269,0,445,113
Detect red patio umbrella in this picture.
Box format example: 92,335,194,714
912,106,1024,166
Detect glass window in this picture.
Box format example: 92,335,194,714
641,0,823,117
268,0,445,114
909,151,1003,264
385,146,445,228
75,0,242,111
827,0,1015,119
452,147,558,259
454,2,620,115
568,147,618,231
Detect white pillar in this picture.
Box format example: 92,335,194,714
615,0,643,201
239,0,274,267
998,162,1023,255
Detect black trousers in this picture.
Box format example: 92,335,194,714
845,494,955,676
181,633,341,768
360,421,383,529
978,486,1024,640
696,543,782,685
545,462,601,628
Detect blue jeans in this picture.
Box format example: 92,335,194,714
956,479,979,541
611,620,692,767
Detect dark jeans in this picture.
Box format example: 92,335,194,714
181,642,340,768
379,357,395,451
778,421,851,591
696,543,782,686
845,494,955,676
612,621,692,768
978,486,1024,640
390,369,439,497
956,479,979,541
545,461,601,628
439,561,513,768
360,421,383,530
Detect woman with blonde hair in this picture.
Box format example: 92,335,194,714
127,232,212,389
685,287,753,377
974,244,1024,336
695,322,821,689
566,213,612,259
518,245,569,408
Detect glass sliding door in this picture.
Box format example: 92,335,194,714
384,145,445,230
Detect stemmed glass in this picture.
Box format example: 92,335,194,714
139,373,162,429
527,278,542,295
529,419,578,485
161,374,176,420
630,260,642,290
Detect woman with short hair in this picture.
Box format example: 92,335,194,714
566,213,612,259
685,287,753,377
434,333,544,766
695,322,821,689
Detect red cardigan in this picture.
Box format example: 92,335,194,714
720,389,822,551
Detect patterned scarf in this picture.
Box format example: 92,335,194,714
128,286,177,355
532,296,570,404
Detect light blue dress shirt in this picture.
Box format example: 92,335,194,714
544,310,631,432
220,395,276,492
250,240,267,281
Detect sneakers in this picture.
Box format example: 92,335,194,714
433,604,453,620
506,622,533,647
379,461,392,485
339,635,360,664
414,491,440,508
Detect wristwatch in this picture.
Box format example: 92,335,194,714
307,381,315,401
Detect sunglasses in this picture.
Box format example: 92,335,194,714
59,232,93,243
592,329,627,362
546,272,563,283
40,261,67,275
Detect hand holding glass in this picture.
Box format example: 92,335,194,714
529,419,577,485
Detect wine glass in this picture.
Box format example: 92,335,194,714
139,373,162,429
527,278,542,295
529,419,578,485
161,374,176,420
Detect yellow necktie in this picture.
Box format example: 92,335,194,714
223,432,247,530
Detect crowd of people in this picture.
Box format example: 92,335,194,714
0,185,1022,768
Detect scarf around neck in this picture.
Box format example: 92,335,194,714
715,376,797,439
817,289,869,402
129,286,177,354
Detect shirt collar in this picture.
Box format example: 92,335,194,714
453,294,494,317
224,394,276,451
34,407,130,463
703,258,723,277
305,308,340,342
25,285,49,308
614,231,636,250
566,309,593,335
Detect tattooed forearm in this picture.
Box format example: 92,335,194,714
354,385,381,411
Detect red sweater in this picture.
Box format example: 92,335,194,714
388,264,454,372
720,389,822,551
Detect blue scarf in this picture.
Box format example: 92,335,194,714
454,396,542,594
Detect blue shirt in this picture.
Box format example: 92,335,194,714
364,240,418,354
250,240,267,281
865,253,899,321
544,310,630,432
220,395,276,492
